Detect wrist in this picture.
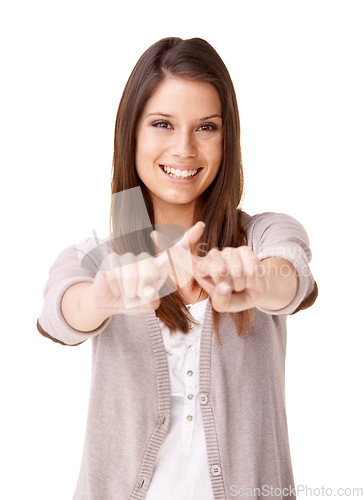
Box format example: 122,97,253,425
80,282,112,324
255,258,298,311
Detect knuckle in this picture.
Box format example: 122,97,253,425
217,264,229,276
238,245,251,257
120,252,136,265
231,264,243,277
221,247,233,258
246,267,256,279
137,252,152,261
208,247,220,258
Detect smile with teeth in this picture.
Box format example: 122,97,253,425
160,165,200,179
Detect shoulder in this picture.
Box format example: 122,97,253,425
240,212,310,258
239,210,306,232
239,210,309,245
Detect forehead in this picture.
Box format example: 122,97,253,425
142,77,221,115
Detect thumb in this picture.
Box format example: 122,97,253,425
167,221,205,288
179,221,206,251
152,221,205,265
187,220,206,243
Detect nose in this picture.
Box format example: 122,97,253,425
170,130,197,159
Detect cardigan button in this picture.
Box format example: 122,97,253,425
200,393,209,405
210,464,222,476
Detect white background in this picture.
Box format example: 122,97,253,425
1,1,363,498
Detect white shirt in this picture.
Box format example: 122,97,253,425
145,299,214,499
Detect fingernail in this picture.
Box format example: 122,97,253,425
143,286,155,299
218,283,231,295
197,221,206,228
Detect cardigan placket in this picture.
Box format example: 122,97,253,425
131,300,226,500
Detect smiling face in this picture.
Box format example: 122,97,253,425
135,77,223,226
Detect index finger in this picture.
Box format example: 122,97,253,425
152,222,204,279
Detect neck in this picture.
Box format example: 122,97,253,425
153,200,195,231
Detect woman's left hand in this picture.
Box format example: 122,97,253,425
193,246,268,312
152,223,269,313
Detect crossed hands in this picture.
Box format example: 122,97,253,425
86,222,268,315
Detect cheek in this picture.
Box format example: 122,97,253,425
205,137,223,167
136,132,165,164
135,136,153,172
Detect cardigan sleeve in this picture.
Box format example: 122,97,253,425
246,212,318,316
36,238,112,346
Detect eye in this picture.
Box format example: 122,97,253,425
151,120,173,129
198,123,218,132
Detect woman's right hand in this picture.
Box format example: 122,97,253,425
84,250,170,315
83,221,206,317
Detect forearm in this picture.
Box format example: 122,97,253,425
255,257,299,311
61,282,111,333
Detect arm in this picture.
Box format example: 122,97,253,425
188,213,317,314
38,247,162,342
37,241,113,346
250,212,318,315
60,282,111,333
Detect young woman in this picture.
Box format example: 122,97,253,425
37,37,318,500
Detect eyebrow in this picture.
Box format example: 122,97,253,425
145,112,222,121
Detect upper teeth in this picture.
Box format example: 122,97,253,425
161,165,198,178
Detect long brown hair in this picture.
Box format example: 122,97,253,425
110,37,254,342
